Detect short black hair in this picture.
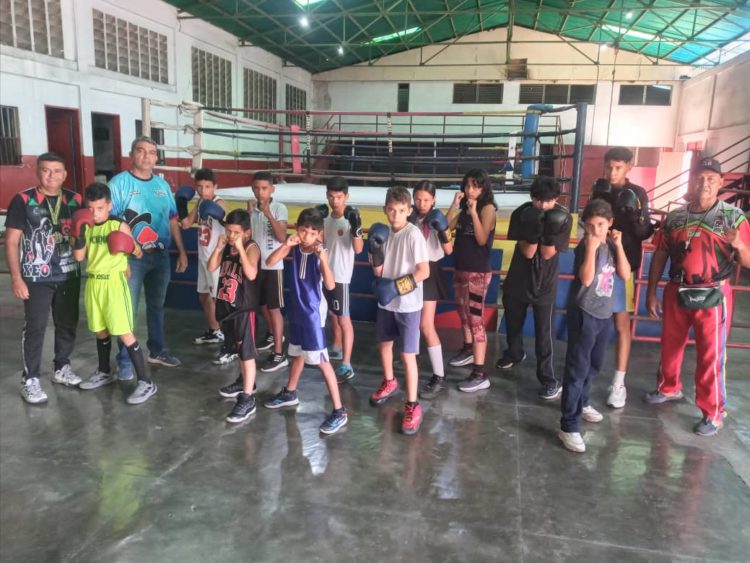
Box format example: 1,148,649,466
85,182,111,203
385,185,411,206
297,208,324,231
326,176,349,194
195,168,216,183
582,198,613,221
529,176,561,202
225,209,251,230
252,171,274,184
37,152,66,167
604,146,633,164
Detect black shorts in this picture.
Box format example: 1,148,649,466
259,269,284,309
221,311,258,361
324,282,350,317
423,261,448,302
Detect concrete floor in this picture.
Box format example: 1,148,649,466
1,273,749,563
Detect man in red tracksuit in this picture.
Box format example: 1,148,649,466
645,158,750,436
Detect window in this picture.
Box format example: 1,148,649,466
519,84,596,104
0,0,64,57
397,83,410,112
619,85,672,106
92,10,168,84
285,84,307,128
135,120,165,165
0,105,22,165
453,83,504,104
243,68,277,123
192,47,232,110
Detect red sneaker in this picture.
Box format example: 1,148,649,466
401,402,423,435
370,377,399,406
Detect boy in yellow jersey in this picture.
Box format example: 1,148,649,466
72,182,157,404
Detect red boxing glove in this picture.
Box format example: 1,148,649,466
107,230,136,255
72,208,94,238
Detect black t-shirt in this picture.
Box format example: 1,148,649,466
5,186,82,283
610,181,652,272
453,205,496,273
503,202,572,304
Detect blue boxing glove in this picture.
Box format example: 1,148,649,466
368,222,390,267
373,274,417,306
315,203,330,219
344,205,363,238
198,199,225,223
426,209,450,244
175,185,196,220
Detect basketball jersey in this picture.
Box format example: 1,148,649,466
86,218,128,275
288,246,327,351
197,197,225,263
324,214,355,283
215,240,260,321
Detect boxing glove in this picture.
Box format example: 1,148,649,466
176,185,196,220
72,208,95,250
198,199,225,223
407,209,419,225
540,206,570,246
591,178,615,205
107,230,136,255
315,203,330,219
368,222,390,267
426,209,451,244
344,205,362,238
616,188,640,216
372,274,417,306
518,205,545,244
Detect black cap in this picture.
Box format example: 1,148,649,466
694,157,722,175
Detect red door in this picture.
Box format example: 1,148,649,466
45,107,85,194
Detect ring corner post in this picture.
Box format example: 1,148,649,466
571,102,587,212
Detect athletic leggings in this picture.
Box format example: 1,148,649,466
453,271,492,343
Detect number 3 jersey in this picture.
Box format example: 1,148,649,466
215,240,260,321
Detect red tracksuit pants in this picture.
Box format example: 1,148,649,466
657,282,732,423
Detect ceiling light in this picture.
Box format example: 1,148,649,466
366,26,421,45
299,16,309,28
293,0,327,6
626,11,633,20
337,45,344,55
599,43,608,51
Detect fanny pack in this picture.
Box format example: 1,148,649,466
677,280,725,310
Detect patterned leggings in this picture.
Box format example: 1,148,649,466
454,271,492,343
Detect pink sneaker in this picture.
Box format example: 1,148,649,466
401,402,423,435
370,377,398,406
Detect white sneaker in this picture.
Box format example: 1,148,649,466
52,364,82,386
606,384,627,409
79,370,117,390
582,405,604,423
21,377,48,404
126,380,158,405
213,352,239,365
558,431,586,453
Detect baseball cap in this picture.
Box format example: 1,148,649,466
694,157,722,175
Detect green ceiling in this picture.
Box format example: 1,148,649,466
165,0,750,73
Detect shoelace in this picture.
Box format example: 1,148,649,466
376,379,393,395
27,379,42,394
404,404,416,423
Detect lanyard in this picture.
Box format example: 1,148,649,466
683,201,717,250
44,192,63,226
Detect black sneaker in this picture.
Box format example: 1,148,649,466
448,346,474,367
264,387,300,409
226,393,256,423
256,333,275,351
495,353,527,370
219,376,254,398
538,383,562,401
457,371,490,393
260,353,289,373
419,374,446,400
194,329,225,345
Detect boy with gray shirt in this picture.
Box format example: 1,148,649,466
559,199,630,453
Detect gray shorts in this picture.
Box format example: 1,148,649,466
375,308,421,354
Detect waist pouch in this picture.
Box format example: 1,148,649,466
677,283,724,309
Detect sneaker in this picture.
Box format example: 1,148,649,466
117,363,134,381
260,353,289,373
126,380,157,405
606,384,627,409
194,329,224,345
21,377,48,404
457,371,490,393
582,405,604,423
320,407,348,435
79,370,117,390
328,347,344,361
558,431,586,453
418,374,445,400
147,351,181,367
226,393,256,423
256,333,276,352
52,364,82,387
370,377,399,406
448,346,474,367
264,387,299,409
643,390,684,404
401,402,424,435
219,377,244,399
214,352,239,365
495,353,527,370
538,384,562,401
335,363,355,384
694,417,723,437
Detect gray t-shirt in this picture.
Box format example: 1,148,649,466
568,238,616,319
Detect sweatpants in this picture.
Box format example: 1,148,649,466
502,294,557,387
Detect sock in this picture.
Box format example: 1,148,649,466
406,400,418,407
427,345,444,377
463,342,473,352
472,363,485,376
612,370,626,387
126,341,151,383
96,337,111,373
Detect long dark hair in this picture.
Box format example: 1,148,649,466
412,180,437,215
460,168,496,212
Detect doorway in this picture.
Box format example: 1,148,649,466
45,107,85,193
91,113,121,181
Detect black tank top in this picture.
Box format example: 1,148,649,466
453,206,495,273
215,240,260,320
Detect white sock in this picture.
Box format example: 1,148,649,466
612,370,626,387
427,345,444,377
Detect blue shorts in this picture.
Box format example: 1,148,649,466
375,309,421,354
612,273,635,314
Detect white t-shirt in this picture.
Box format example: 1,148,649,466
197,197,225,263
324,214,355,284
380,222,429,313
412,215,445,263
251,200,288,271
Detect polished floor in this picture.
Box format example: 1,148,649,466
1,273,749,563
